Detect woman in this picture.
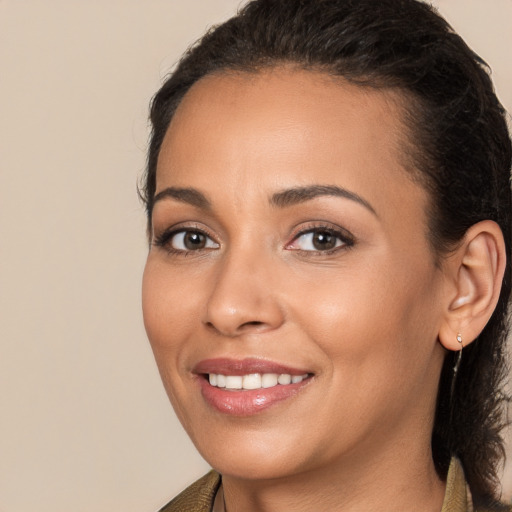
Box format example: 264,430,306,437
141,0,512,510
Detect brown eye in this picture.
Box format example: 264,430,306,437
166,230,219,252
311,231,337,250
183,231,207,250
287,227,353,253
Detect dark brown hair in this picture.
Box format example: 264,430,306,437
141,0,511,505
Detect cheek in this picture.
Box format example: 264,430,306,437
142,259,194,393
285,254,442,380
142,258,200,350
295,268,442,444
142,261,169,351
142,260,199,419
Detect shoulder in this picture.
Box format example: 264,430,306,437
158,471,221,512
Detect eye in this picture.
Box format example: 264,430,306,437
154,228,219,253
287,227,353,253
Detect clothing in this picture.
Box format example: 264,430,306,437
158,459,511,512
159,470,220,512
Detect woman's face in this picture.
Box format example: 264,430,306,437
143,68,448,480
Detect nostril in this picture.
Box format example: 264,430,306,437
205,319,269,336
203,294,285,336
238,321,268,332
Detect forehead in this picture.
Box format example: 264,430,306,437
156,67,419,209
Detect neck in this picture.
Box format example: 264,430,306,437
220,439,446,512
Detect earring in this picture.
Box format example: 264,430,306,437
450,333,463,400
453,333,463,373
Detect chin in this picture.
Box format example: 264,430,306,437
187,420,328,482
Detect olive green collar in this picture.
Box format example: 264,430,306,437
160,458,497,512
442,458,472,512
159,470,220,512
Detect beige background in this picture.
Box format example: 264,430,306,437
0,1,510,510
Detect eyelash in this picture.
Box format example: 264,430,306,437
152,223,355,256
286,223,355,256
153,225,219,256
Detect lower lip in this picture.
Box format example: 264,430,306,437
198,376,311,416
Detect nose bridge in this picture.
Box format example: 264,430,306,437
204,241,284,336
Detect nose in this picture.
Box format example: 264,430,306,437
203,249,285,337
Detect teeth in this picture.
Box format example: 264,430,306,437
278,374,291,385
242,373,261,390
208,373,309,390
225,376,243,389
262,373,278,388
217,374,226,388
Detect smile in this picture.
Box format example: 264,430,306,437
208,373,309,390
194,358,313,415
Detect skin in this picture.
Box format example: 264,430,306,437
142,68,453,511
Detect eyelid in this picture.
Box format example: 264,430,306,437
152,223,220,254
285,223,355,253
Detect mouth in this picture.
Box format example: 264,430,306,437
207,372,309,390
194,358,314,416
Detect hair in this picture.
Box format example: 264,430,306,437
141,0,512,506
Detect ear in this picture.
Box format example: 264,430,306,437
438,220,506,351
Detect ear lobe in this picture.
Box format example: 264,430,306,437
438,220,506,351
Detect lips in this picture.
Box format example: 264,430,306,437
194,358,313,416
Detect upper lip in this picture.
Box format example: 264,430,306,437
193,358,312,376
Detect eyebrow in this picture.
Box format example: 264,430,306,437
153,187,211,210
152,184,376,216
270,185,377,216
